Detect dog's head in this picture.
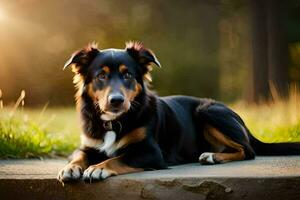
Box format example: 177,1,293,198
64,41,161,121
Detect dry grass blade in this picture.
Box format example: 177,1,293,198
9,90,26,117
0,89,3,109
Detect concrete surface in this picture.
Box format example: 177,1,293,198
0,156,300,200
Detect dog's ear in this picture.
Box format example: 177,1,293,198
125,41,161,72
63,43,99,75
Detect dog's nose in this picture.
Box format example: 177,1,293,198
109,94,124,107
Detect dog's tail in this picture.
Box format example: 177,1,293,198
248,133,300,155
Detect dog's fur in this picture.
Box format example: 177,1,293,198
58,41,300,182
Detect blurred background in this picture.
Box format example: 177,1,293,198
1,0,300,158
1,0,300,106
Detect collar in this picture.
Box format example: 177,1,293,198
103,120,122,134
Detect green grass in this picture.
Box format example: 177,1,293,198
0,107,80,158
0,89,300,158
232,87,300,143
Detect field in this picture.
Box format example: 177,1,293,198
1,90,300,158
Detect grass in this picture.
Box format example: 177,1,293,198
0,108,79,158
232,85,300,143
0,88,300,159
0,90,79,158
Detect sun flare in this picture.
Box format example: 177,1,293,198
0,7,7,22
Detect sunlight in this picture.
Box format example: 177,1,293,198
0,7,7,22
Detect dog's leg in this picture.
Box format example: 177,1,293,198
199,125,245,164
82,135,166,182
57,150,88,182
196,102,255,164
83,156,143,182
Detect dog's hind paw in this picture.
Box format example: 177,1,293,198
57,164,83,182
199,152,216,165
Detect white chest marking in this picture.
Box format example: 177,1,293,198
80,131,117,157
99,131,117,156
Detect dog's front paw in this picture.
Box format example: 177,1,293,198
57,164,83,182
83,165,116,182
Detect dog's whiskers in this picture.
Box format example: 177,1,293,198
93,102,104,115
130,101,141,112
133,100,141,106
131,101,141,107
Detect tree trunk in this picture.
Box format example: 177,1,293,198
267,0,289,97
248,0,289,103
248,0,270,102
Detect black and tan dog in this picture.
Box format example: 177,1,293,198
58,41,300,182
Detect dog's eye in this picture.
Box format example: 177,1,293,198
97,73,107,80
123,72,132,80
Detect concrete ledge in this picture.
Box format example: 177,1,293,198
0,157,300,200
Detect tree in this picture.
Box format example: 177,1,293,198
248,0,289,103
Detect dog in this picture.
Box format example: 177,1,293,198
58,41,300,182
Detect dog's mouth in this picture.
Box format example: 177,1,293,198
100,110,124,121
108,105,125,113
97,102,130,121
